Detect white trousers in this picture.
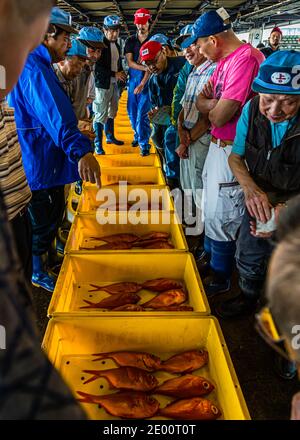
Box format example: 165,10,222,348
202,140,245,242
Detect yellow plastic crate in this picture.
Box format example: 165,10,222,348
97,153,161,168
74,185,174,215
64,212,188,254
85,166,166,188
48,252,210,317
42,316,250,420
101,143,156,155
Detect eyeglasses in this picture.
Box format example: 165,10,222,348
255,307,300,366
143,50,162,67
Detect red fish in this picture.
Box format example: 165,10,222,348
141,289,187,309
88,282,142,294
77,391,159,419
112,304,145,311
156,305,194,312
92,351,161,371
89,233,139,244
143,240,174,249
142,278,184,292
80,293,140,309
161,350,209,374
154,374,214,398
159,398,221,420
80,242,133,251
139,232,170,241
82,367,158,391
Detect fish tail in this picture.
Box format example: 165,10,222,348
82,369,104,384
88,284,102,292
91,352,110,362
80,300,97,309
76,391,101,405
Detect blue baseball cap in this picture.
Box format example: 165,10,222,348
181,9,232,49
174,25,194,48
50,7,78,34
252,50,300,95
67,38,89,58
150,34,170,46
78,26,107,49
103,15,121,29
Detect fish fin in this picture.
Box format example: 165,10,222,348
80,300,96,309
91,352,111,362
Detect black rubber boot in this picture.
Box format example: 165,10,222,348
105,118,124,145
204,270,231,298
216,276,262,319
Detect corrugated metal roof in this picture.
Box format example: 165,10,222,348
57,0,300,36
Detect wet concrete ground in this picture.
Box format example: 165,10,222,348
32,233,300,421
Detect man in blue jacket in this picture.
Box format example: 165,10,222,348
8,7,101,293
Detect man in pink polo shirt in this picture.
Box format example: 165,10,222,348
182,8,265,295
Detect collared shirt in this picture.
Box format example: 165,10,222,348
8,44,93,190
0,100,31,221
71,65,92,120
181,60,216,129
53,64,75,101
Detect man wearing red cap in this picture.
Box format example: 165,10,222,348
124,8,152,156
261,27,283,58
140,40,185,187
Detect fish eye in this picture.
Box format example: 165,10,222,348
198,349,204,355
203,381,210,389
211,405,219,414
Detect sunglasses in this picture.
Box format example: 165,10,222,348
255,307,300,366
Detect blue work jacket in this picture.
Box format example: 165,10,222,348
148,56,186,109
8,44,93,190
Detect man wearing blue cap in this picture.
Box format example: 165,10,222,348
54,38,89,99
8,7,101,292
93,15,127,154
71,27,106,121
216,50,300,320
150,34,176,57
182,8,264,296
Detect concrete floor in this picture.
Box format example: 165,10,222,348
32,236,300,421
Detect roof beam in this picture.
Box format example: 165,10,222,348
150,0,172,34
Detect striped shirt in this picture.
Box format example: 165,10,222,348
0,100,31,220
181,60,216,129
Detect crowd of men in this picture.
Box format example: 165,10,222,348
1,0,300,419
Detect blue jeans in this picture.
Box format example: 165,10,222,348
28,186,65,256
204,236,236,279
151,123,180,180
236,209,274,297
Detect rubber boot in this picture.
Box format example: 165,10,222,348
105,118,124,145
93,121,105,155
216,276,261,319
31,254,56,292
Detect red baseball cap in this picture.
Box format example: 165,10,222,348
134,8,151,25
140,41,162,62
271,27,283,36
